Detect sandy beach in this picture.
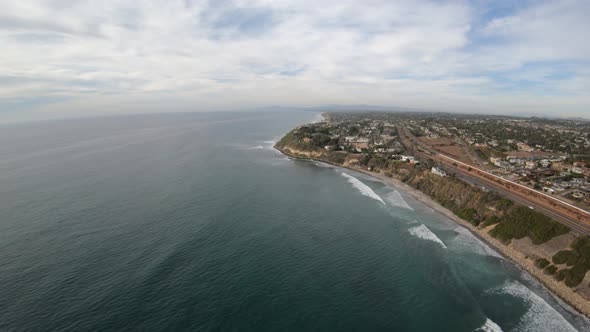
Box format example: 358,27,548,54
276,146,590,319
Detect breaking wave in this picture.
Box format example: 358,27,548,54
451,227,502,258
488,281,577,332
262,140,277,150
384,190,414,210
475,318,503,332
408,224,447,248
341,173,385,205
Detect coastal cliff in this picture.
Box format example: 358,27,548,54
275,124,590,318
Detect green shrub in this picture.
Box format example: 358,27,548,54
565,264,587,287
535,258,550,269
551,237,590,288
490,206,569,244
554,269,568,281
456,208,479,226
481,216,501,227
544,265,557,275
495,198,513,210
552,250,578,266
327,152,347,164
572,237,590,258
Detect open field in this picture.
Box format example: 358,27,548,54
418,137,474,165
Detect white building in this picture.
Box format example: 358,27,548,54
431,167,448,177
525,161,537,170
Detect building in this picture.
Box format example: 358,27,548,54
572,166,584,174
525,161,537,170
401,155,419,164
431,167,448,177
517,142,535,152
572,190,586,199
349,137,369,150
489,157,502,166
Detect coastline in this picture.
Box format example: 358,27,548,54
274,145,590,320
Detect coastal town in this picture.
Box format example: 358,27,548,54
313,112,590,210
275,111,590,317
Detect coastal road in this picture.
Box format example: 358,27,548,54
397,126,590,236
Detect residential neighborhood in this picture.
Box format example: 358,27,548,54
313,112,590,210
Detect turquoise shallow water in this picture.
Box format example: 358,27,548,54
0,111,588,331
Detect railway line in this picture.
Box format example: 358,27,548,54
397,126,590,236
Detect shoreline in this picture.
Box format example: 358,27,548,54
274,145,590,321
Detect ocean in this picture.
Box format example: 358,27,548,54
0,111,588,331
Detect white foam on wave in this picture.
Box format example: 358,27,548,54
341,172,385,205
314,161,333,168
488,281,577,332
475,318,503,332
384,190,414,210
451,227,502,259
262,140,277,150
408,224,447,248
249,145,264,150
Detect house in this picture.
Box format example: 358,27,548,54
349,137,369,150
572,166,584,174
572,190,586,199
401,155,419,164
551,161,566,171
507,156,526,165
401,155,415,163
572,178,586,186
517,142,534,152
525,161,537,170
489,157,502,166
431,167,448,177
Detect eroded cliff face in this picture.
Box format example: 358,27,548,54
280,146,326,159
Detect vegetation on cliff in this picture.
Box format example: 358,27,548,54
490,206,569,245
400,167,569,245
551,237,590,287
275,125,337,151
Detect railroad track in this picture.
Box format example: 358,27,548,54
396,126,590,236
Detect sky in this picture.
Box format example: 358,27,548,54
1,0,589,122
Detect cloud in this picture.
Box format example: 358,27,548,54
0,0,588,121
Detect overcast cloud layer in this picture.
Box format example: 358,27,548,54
1,0,589,121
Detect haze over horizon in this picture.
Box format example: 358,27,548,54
1,0,589,122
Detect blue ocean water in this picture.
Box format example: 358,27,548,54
0,111,587,331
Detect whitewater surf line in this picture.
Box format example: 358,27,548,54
341,172,385,205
